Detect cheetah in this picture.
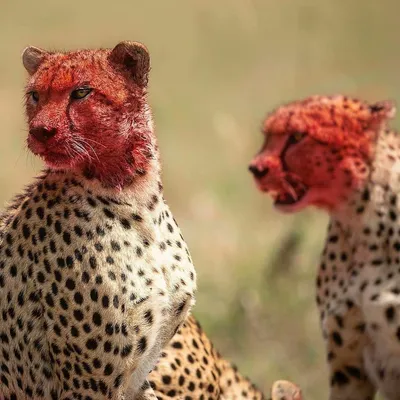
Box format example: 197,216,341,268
249,94,400,400
0,41,196,399
149,315,267,399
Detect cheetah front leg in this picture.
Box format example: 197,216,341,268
324,307,376,400
124,293,192,399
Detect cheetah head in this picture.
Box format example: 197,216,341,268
22,41,154,188
249,95,396,213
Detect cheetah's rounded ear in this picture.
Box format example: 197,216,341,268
109,41,150,87
22,46,48,75
369,100,396,121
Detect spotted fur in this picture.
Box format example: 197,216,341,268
148,315,265,400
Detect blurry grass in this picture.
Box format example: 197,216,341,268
1,1,400,398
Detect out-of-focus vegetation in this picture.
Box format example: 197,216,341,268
1,1,399,397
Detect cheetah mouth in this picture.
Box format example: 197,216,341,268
28,142,71,164
272,176,308,207
38,151,77,168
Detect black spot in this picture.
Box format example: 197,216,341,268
94,243,103,252
9,265,17,277
331,331,343,346
73,310,84,322
385,306,396,322
63,231,71,245
362,189,370,202
92,312,102,326
121,344,133,358
176,300,187,315
104,363,113,376
144,310,153,325
86,338,98,350
54,220,62,234
81,272,90,284
74,225,83,237
90,289,98,302
65,279,76,291
59,297,68,310
132,213,143,222
103,208,115,219
114,374,123,388
331,370,349,386
35,227,46,243
87,197,97,207
96,289,107,305
22,224,30,239
345,365,362,380
120,219,131,229
137,337,147,353
105,323,114,335
96,226,105,236
328,235,338,243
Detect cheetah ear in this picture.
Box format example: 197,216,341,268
22,46,48,75
369,100,396,122
109,41,150,87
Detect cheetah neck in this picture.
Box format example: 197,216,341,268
331,129,400,236
44,156,162,207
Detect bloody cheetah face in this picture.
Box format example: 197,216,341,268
22,41,154,187
249,95,395,213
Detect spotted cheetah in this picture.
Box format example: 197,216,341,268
0,41,196,400
249,95,400,400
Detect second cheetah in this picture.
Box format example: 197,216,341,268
250,95,400,400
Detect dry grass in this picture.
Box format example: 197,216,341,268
1,1,400,397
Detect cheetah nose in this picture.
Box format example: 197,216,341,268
248,164,269,178
29,126,57,143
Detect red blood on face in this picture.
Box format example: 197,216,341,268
23,42,154,189
249,95,395,212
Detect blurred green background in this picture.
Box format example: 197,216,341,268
1,1,400,398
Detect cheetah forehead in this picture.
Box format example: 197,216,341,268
26,49,121,93
24,41,151,92
263,95,396,141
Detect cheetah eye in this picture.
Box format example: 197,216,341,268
29,91,39,103
71,88,92,100
290,132,306,143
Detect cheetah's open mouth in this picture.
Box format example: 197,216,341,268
273,175,308,206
